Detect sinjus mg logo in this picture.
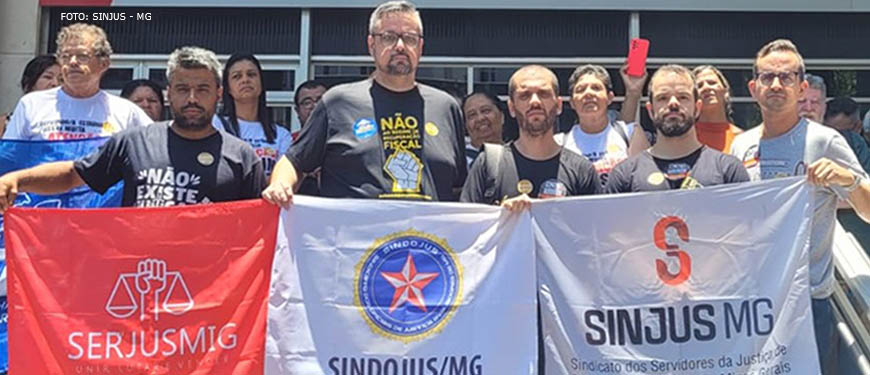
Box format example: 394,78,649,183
354,229,463,343
106,258,194,321
653,216,692,286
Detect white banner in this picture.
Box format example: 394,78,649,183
532,177,818,375
267,196,537,375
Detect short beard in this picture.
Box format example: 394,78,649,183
655,117,694,138
517,111,557,138
383,54,413,75
172,109,211,131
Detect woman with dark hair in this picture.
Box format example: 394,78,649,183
217,53,291,177
461,91,505,166
1,55,61,136
691,65,743,153
121,79,164,121
560,64,650,186
21,55,62,93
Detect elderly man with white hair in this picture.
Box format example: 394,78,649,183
0,46,266,211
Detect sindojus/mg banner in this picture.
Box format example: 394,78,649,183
533,177,817,375
266,196,538,375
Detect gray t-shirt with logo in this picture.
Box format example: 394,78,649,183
74,121,266,207
731,118,868,298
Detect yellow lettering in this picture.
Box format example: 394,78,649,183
384,139,422,150
405,116,419,129
381,117,394,131
395,116,406,129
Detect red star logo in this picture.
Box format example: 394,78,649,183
380,254,439,314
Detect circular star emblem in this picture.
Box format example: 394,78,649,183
354,229,463,342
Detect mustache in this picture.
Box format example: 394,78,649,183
182,104,205,111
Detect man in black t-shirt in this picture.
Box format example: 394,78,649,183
0,46,265,212
263,1,466,205
605,64,748,193
461,65,599,208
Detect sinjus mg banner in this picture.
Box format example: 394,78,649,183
266,196,538,375
532,177,817,375
5,200,277,374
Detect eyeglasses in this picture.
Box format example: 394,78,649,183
755,71,801,87
298,98,318,108
371,32,422,48
58,52,101,64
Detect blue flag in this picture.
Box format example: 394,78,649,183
0,138,123,373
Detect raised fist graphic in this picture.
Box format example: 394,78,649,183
385,149,422,192
135,259,167,321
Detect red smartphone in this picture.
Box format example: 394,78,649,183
626,38,650,77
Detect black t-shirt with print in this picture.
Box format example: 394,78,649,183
286,78,466,201
74,121,266,207
604,146,749,193
460,143,600,204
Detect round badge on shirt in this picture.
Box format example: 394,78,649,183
353,118,378,140
517,179,533,194
425,122,439,136
647,172,666,185
197,152,215,166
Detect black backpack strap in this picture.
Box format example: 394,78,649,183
611,120,631,147
482,143,506,204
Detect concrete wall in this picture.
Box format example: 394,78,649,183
0,0,41,114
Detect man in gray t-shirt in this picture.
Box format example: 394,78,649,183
731,39,870,375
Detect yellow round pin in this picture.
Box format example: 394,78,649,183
425,122,439,136
517,179,533,194
197,152,215,166
647,172,665,185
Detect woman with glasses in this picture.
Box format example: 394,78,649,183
121,79,164,122
692,65,743,153
1,55,62,137
217,53,292,177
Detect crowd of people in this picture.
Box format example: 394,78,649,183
0,1,869,374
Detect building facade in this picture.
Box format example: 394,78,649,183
2,0,870,131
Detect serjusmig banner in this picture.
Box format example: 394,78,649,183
0,138,123,373
266,196,538,375
5,200,278,375
532,177,817,375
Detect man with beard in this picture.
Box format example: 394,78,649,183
0,46,265,211
731,40,870,375
605,64,748,193
263,1,466,205
461,65,599,208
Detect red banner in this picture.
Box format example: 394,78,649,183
5,200,278,375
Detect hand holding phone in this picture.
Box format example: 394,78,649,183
626,38,650,77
